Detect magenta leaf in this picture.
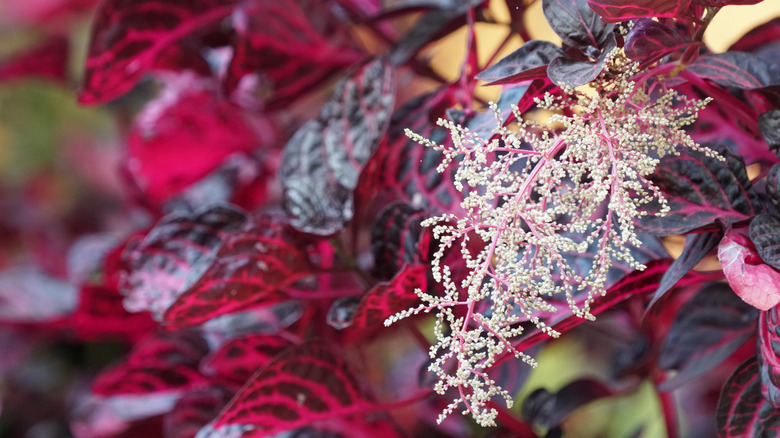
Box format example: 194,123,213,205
692,0,763,5
587,0,693,23
92,331,209,396
127,87,261,207
162,216,312,329
717,356,780,437
79,0,238,104
475,40,564,85
758,307,780,407
522,379,614,429
165,385,234,438
211,343,379,435
687,52,780,90
120,204,249,319
350,264,428,329
657,282,758,391
72,285,156,342
624,19,692,67
718,228,780,311
640,145,758,235
730,17,780,67
201,335,293,385
370,202,431,280
280,59,395,235
225,0,363,107
759,110,780,155
542,0,614,51
749,214,780,270
547,33,616,87
0,36,69,83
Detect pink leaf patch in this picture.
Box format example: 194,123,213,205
165,385,234,438
92,331,209,396
717,356,780,436
201,335,293,385
162,216,312,330
79,0,239,104
211,343,378,435
587,0,693,23
0,36,69,83
718,228,780,311
71,284,156,342
351,264,427,329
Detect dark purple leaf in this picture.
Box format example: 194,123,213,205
0,36,69,83
163,216,312,329
750,214,780,270
759,110,780,154
522,379,614,428
79,0,238,104
92,331,209,396
542,0,614,51
719,228,780,311
640,145,758,235
280,59,395,235
224,0,363,108
758,307,780,407
687,52,780,90
767,162,780,208
201,335,293,385
624,19,692,66
350,264,428,329
371,202,431,280
647,231,722,311
475,40,564,84
717,356,780,437
730,17,780,68
165,385,234,438
587,0,693,23
657,282,758,391
547,33,616,87
120,204,249,320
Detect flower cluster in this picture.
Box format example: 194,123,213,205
386,57,717,426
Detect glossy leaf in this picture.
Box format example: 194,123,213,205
758,307,780,407
687,52,780,90
163,216,312,329
547,33,616,87
587,0,693,23
350,264,428,329
0,36,69,83
542,0,614,51
717,356,780,437
640,145,758,235
370,202,430,280
658,282,758,391
127,87,260,207
201,335,293,385
624,19,691,66
120,204,249,319
718,228,780,311
224,0,363,107
79,0,238,104
92,331,209,396
211,343,378,435
165,385,234,438
749,214,780,270
475,40,564,85
280,59,395,235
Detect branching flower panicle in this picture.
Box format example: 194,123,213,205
385,59,717,427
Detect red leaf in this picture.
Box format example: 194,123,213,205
587,0,693,23
225,0,363,107
692,0,763,5
79,0,239,104
201,335,293,385
350,264,427,329
92,331,209,396
71,284,156,342
165,385,234,438
126,86,260,207
163,216,312,330
717,356,780,437
0,36,69,83
211,343,378,435
718,228,780,311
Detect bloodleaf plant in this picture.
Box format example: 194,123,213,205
387,50,717,426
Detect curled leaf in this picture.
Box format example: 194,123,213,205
718,228,780,311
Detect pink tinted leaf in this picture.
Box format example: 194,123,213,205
72,284,156,342
587,0,693,23
0,267,78,323
624,19,692,66
201,335,293,385
0,36,69,83
79,0,239,104
758,307,780,407
687,52,780,90
162,216,312,330
121,204,249,319
164,385,234,438
225,0,363,107
92,331,209,396
350,264,428,329
370,202,431,280
717,356,780,437
280,59,395,235
211,343,377,435
718,228,780,311
127,87,260,207
692,0,763,5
